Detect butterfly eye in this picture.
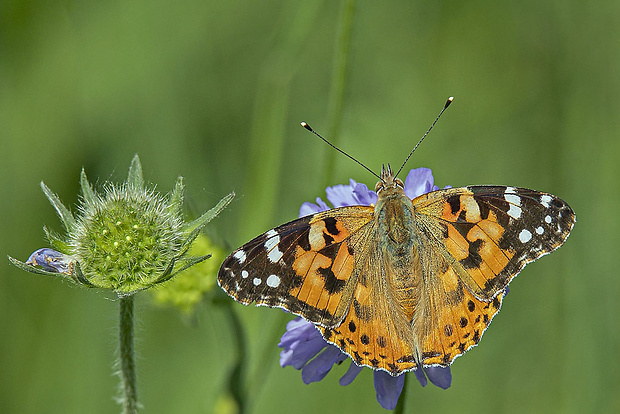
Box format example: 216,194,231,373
375,181,384,193
395,178,404,188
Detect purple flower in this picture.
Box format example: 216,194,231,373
282,168,452,410
279,317,452,410
26,248,73,274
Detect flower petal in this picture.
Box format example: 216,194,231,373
414,367,428,387
278,318,330,369
299,197,330,217
326,183,358,207
373,371,405,410
26,248,72,274
301,345,347,384
404,167,436,199
278,318,318,348
425,366,452,389
339,361,363,386
351,181,377,206
289,334,327,370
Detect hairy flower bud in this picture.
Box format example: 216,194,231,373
10,155,233,297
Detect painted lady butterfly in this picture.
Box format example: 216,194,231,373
217,111,575,376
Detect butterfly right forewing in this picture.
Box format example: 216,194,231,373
405,185,574,366
412,185,575,301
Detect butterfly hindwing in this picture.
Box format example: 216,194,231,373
417,257,507,367
319,233,420,373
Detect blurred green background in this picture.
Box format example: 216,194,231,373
1,0,617,413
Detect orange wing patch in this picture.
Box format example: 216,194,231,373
421,265,506,366
414,188,517,300
318,280,419,374
290,240,354,321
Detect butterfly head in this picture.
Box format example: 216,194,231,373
375,164,404,194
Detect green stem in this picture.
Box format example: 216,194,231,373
219,298,248,414
393,373,407,414
119,295,138,414
322,0,357,188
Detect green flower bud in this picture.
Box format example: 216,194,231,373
10,155,233,297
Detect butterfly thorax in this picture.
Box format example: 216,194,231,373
374,164,419,258
373,166,423,326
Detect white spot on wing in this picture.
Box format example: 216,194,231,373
505,190,522,219
545,215,552,223
253,277,262,286
233,250,247,264
241,270,249,279
519,229,532,243
507,204,522,219
264,230,283,263
536,226,544,235
540,194,552,208
267,246,283,263
266,274,281,288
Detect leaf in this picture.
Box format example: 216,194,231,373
80,168,97,205
169,176,185,215
43,226,70,252
41,182,76,231
127,154,144,189
180,192,234,254
171,254,212,277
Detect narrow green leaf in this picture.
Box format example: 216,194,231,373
179,192,234,256
169,176,185,214
127,154,144,189
43,226,70,252
72,262,95,287
41,182,76,231
184,192,235,234
169,254,212,278
80,168,97,205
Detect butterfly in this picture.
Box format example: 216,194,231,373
217,105,575,375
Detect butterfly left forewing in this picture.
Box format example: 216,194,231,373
218,206,375,327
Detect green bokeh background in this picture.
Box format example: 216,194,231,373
1,1,617,413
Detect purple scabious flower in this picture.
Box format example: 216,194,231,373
281,168,452,410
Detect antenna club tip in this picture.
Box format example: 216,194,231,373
300,122,312,131
445,96,454,108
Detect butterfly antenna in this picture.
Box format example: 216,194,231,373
394,96,454,178
300,122,382,181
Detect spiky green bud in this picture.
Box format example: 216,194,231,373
9,155,233,297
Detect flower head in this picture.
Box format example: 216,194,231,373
281,167,453,410
10,155,233,297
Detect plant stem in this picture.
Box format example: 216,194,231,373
394,374,407,414
225,302,247,414
119,295,138,414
